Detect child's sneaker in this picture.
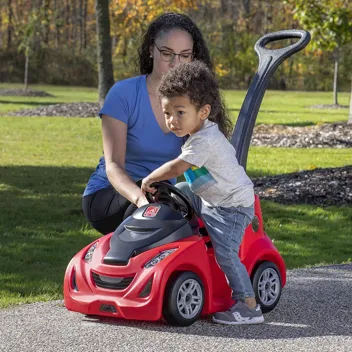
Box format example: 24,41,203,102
212,301,264,325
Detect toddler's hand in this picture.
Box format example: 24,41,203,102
141,177,157,195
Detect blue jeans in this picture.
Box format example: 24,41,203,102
176,182,255,301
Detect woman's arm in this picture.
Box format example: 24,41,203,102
102,114,148,207
141,158,192,194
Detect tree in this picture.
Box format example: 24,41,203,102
291,0,352,106
95,0,114,103
111,0,196,36
349,75,352,124
1,0,351,92
18,6,41,91
6,0,12,49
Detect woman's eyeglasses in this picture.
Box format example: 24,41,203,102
154,43,194,63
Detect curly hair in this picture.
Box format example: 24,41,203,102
137,12,213,74
157,61,233,138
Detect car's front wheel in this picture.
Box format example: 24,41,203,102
163,271,204,326
251,261,282,313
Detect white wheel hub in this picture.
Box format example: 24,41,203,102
258,268,281,306
176,279,203,319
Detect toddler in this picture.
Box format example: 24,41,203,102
141,60,264,325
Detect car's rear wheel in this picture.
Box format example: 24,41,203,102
251,261,282,313
163,272,204,326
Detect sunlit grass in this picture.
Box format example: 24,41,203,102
224,90,350,125
247,147,351,178
262,201,352,269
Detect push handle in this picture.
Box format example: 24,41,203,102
255,30,311,64
231,30,311,170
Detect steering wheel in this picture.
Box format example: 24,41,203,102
145,181,194,221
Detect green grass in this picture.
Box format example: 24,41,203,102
247,147,351,178
261,202,351,269
1,117,350,175
0,117,102,167
223,90,350,125
0,85,351,308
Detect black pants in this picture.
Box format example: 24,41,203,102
82,187,137,235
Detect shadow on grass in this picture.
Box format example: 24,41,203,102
0,165,100,301
247,169,274,178
268,121,317,127
228,107,348,115
0,99,62,106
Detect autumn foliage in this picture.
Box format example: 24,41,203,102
0,0,351,91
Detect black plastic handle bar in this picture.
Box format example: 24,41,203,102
230,29,311,169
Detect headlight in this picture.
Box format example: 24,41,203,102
144,249,177,268
84,242,98,263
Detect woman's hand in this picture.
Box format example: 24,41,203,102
135,195,149,208
141,177,157,195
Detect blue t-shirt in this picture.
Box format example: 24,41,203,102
83,75,184,196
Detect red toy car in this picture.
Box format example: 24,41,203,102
64,182,285,326
64,30,310,326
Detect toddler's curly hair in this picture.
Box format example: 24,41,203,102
157,61,233,138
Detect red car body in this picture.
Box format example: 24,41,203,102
64,195,286,322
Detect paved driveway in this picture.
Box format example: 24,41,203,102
1,264,351,352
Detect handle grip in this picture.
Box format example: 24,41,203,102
255,29,311,65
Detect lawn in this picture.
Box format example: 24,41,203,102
0,83,98,114
1,82,350,125
223,89,350,125
0,84,351,308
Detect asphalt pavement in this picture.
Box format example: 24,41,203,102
1,264,351,352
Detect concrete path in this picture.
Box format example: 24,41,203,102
1,264,351,352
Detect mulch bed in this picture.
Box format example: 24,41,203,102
252,123,351,148
5,102,100,118
253,166,351,207
0,88,54,97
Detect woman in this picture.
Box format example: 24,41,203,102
82,12,213,235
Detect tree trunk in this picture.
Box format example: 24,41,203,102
54,0,60,47
65,0,70,44
348,75,352,124
95,0,114,103
79,0,83,53
24,49,29,91
82,0,88,49
333,48,339,106
7,0,12,49
42,0,50,45
71,0,77,53
242,0,251,15
0,13,2,47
